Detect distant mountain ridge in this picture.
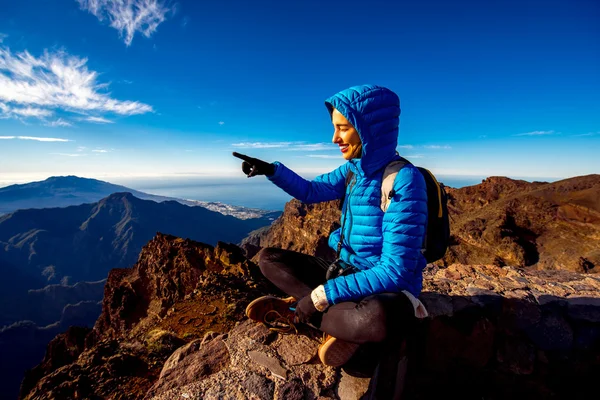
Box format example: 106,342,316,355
0,175,281,220
0,191,275,288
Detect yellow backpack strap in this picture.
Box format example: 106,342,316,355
421,168,443,218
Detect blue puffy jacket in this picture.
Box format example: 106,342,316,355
268,84,428,304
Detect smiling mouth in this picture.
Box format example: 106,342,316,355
339,144,349,153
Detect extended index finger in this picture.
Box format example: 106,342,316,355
232,152,253,162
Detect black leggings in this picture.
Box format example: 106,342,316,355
257,247,416,344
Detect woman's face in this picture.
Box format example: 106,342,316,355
331,109,362,160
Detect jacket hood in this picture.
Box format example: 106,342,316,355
325,84,401,177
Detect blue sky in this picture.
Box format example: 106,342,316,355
0,0,598,187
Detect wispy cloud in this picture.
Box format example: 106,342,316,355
285,143,332,151
232,141,338,152
424,145,452,149
218,121,225,126
46,118,73,127
11,107,53,117
404,154,425,159
0,45,153,124
0,103,54,120
0,136,72,142
92,149,109,153
232,142,295,149
0,33,7,43
76,0,172,46
83,116,114,124
514,130,556,136
19,136,72,142
306,154,341,159
51,153,87,157
397,145,414,149
571,132,599,137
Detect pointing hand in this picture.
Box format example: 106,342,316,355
232,152,276,177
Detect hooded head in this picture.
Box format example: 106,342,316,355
325,84,400,177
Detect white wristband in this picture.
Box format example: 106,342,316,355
311,285,330,312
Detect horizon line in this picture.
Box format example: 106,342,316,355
0,172,578,189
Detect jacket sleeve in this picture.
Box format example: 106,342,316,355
323,166,428,303
267,161,350,204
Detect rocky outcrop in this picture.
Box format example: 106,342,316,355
20,232,600,399
241,199,342,262
145,264,600,400
19,233,279,400
445,174,600,272
244,175,600,273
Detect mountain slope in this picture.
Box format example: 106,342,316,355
0,176,156,214
0,175,281,221
445,174,600,271
0,192,275,286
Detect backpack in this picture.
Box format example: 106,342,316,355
344,158,450,263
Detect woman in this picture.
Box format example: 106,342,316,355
233,84,428,368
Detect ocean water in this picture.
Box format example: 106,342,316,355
115,174,558,212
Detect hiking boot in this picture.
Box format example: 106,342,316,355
245,295,297,333
318,334,360,367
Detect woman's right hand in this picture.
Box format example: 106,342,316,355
232,152,276,177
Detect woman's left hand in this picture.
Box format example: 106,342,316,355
295,295,318,324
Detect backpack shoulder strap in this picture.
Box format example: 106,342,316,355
345,169,355,187
418,167,444,218
381,158,409,212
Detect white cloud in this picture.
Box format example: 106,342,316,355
424,145,452,149
11,107,53,117
77,146,87,151
404,154,425,159
397,145,414,149
284,143,332,151
0,102,55,120
92,149,108,153
76,0,172,46
306,154,341,159
18,136,72,142
0,135,71,141
232,141,337,152
83,116,114,124
514,130,556,136
0,46,153,124
0,33,7,43
218,121,225,125
51,153,87,157
46,118,73,127
571,132,599,137
232,142,295,149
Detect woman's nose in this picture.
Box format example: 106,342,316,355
332,131,341,143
